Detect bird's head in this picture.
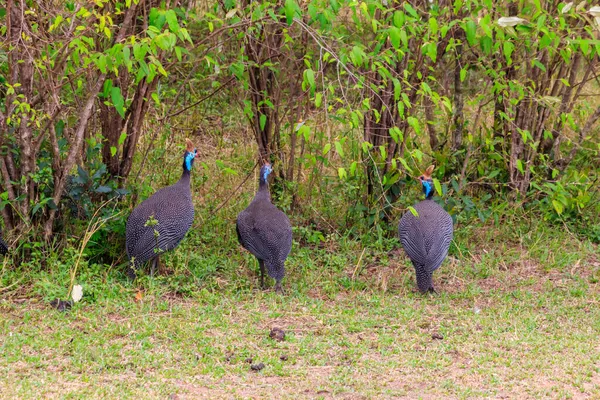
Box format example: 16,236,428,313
259,162,272,184
418,165,435,199
183,138,197,172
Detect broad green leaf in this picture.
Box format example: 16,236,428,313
338,167,347,180
165,10,180,33
532,59,546,72
433,178,443,196
334,141,344,157
429,18,438,35
516,159,524,174
118,132,127,145
110,146,117,157
389,27,401,49
315,92,322,107
322,143,331,155
503,41,514,64
426,42,437,62
403,3,419,19
408,206,419,217
464,20,477,46
259,114,267,131
479,36,492,55
284,0,301,25
460,68,467,82
552,200,563,215
305,69,315,93
110,87,125,118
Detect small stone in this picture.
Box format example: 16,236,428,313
168,395,179,400
245,357,253,364
280,354,288,361
250,362,265,371
432,333,444,340
269,327,285,342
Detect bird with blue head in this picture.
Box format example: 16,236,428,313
236,161,293,294
125,138,198,279
398,165,454,293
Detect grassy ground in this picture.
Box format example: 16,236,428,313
1,216,599,399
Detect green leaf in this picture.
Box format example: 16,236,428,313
389,27,400,49
393,11,404,28
403,3,419,19
118,132,127,145
110,87,125,118
426,42,437,62
337,167,347,180
305,68,315,94
299,125,310,141
408,206,419,217
516,159,524,174
110,146,117,157
322,143,331,155
95,186,113,194
315,92,322,108
433,178,443,196
259,114,267,131
479,36,492,55
532,59,546,72
334,141,344,157
464,20,477,46
460,68,467,82
284,0,301,25
429,18,439,35
165,10,180,33
552,199,563,215
503,41,514,64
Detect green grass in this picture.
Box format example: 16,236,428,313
1,217,599,399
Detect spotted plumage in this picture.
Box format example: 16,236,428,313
126,139,197,278
236,163,292,293
398,165,453,293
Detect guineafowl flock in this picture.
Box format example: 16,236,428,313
0,137,453,294
124,138,453,294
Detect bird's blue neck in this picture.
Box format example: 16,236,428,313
422,180,434,199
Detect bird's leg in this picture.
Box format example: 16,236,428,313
127,267,137,281
428,285,438,295
274,280,284,295
150,256,159,277
259,259,266,289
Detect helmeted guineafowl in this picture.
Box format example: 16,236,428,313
125,139,197,278
398,165,453,293
236,162,292,293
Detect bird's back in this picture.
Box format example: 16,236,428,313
237,198,292,263
398,199,453,273
126,180,194,264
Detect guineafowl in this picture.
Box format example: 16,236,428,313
236,162,292,293
398,165,453,293
125,139,197,278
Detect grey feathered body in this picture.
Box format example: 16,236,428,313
236,185,292,283
126,172,194,267
398,199,453,292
